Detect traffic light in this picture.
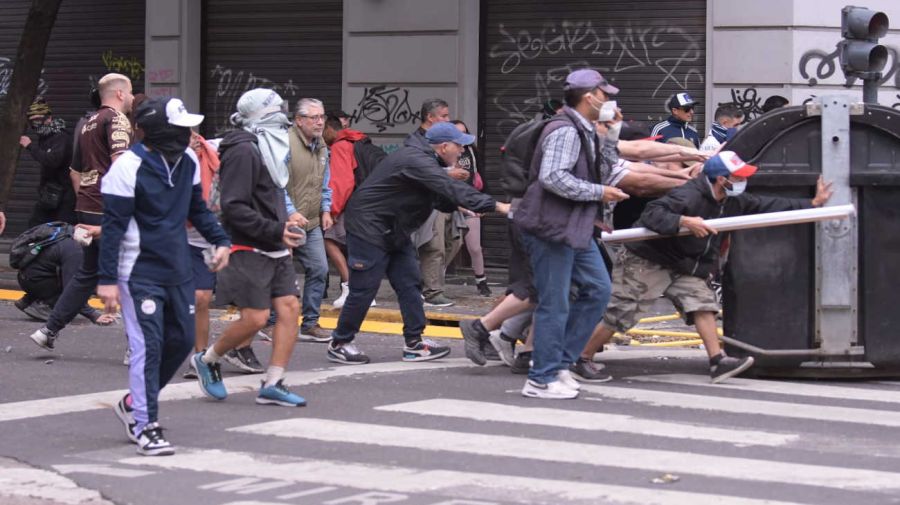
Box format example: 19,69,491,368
839,6,889,78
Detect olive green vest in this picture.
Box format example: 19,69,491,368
287,126,328,231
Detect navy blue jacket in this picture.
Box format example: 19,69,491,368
99,143,230,286
651,116,700,148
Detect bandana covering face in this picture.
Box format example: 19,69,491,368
34,117,66,137
230,89,291,189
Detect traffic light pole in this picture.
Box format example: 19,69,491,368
862,78,879,104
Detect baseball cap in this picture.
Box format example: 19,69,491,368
425,122,476,145
667,92,699,110
136,97,204,129
564,69,620,95
234,88,285,122
703,151,758,179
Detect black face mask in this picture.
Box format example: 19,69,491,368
30,120,45,130
143,124,192,164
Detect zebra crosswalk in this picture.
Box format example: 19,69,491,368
96,368,900,505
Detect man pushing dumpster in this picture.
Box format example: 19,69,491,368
573,151,834,384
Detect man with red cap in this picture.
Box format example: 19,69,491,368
575,151,834,384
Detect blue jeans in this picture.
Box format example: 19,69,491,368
332,233,426,346
520,232,611,384
293,226,329,331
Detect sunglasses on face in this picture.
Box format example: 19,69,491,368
680,106,695,113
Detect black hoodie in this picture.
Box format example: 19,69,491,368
217,130,287,252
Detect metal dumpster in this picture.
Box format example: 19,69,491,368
722,97,900,377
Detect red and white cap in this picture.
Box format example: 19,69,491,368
703,150,758,179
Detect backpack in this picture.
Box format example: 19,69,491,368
499,114,575,198
9,222,73,270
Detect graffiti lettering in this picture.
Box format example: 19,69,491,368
349,85,421,133
102,50,144,82
489,21,703,97
208,64,299,135
799,44,900,88
729,88,765,119
0,56,49,98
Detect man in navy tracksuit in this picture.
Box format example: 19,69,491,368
98,97,231,456
651,92,701,148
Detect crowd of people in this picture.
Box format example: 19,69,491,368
8,68,832,455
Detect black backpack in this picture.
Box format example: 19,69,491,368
9,222,73,270
499,114,576,198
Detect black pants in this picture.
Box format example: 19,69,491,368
46,212,101,333
332,234,425,346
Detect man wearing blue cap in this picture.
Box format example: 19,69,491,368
510,68,629,399
326,122,511,365
577,151,833,384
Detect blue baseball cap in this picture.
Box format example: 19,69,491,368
425,122,476,145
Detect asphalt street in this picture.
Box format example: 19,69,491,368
2,302,900,505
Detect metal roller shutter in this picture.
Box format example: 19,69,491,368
0,0,145,238
201,0,343,138
479,0,707,267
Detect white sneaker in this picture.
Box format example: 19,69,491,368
333,282,350,309
521,379,579,399
557,369,581,390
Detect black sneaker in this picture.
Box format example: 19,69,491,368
14,295,32,312
22,300,52,321
402,339,451,362
570,357,612,383
481,340,501,361
459,319,488,366
510,351,532,375
476,279,492,297
423,294,454,307
710,355,755,384
114,394,138,444
136,422,175,456
327,342,371,365
223,347,265,374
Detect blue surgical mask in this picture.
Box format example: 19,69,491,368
725,179,747,197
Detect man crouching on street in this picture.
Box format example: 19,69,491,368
575,151,833,384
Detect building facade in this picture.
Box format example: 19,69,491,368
3,0,898,266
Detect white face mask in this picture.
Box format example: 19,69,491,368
724,179,747,197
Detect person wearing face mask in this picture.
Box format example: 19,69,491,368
578,151,834,384
97,97,231,456
502,69,628,400
20,99,76,226
326,121,511,365
190,88,308,409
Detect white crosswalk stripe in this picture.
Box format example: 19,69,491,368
228,418,900,492
630,373,900,404
116,448,814,505
375,398,798,447
579,383,900,426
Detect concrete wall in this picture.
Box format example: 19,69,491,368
144,0,201,110
706,0,900,127
342,0,480,148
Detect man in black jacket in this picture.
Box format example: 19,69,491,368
576,151,833,384
20,100,76,226
327,122,511,365
191,89,307,408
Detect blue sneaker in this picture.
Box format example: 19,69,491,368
256,380,307,407
191,351,227,400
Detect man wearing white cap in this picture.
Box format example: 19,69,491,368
97,97,231,455
577,151,833,384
